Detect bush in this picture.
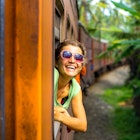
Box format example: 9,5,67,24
101,85,140,140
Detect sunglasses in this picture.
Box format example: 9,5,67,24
60,50,84,63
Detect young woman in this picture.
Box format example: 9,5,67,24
54,39,87,132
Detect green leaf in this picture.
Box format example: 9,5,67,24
119,45,135,58
111,1,140,18
108,39,140,51
134,45,140,50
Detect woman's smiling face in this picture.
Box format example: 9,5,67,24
56,45,83,78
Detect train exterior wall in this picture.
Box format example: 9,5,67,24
92,38,102,72
78,24,94,85
62,0,78,39
78,23,110,85
92,37,111,77
55,0,78,42
1,0,54,140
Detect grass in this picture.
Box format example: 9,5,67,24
100,85,140,140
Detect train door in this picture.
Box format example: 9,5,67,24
1,0,54,140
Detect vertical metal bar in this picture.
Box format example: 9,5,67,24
41,0,54,139
0,0,5,139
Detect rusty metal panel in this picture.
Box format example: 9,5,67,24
14,0,42,139
4,0,16,139
41,0,54,139
4,0,54,140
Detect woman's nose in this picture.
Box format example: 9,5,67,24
69,55,75,62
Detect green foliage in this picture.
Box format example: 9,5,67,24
98,38,140,62
127,49,140,82
102,86,133,107
111,1,140,19
97,42,138,63
78,1,140,138
78,0,125,40
105,2,140,63
113,108,140,140
101,85,140,140
128,78,140,97
108,39,140,51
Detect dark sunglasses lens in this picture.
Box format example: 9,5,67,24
75,54,83,61
62,51,72,58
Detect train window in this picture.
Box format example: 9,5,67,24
55,0,64,41
55,0,64,15
54,0,64,44
71,28,74,39
66,17,71,38
55,9,61,40
55,38,60,49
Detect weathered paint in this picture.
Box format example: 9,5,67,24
41,0,54,139
4,0,53,139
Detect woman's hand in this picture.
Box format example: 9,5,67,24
54,90,87,132
54,106,70,122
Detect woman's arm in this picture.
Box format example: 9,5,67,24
54,90,87,132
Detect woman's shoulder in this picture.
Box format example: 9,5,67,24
54,67,58,73
54,68,59,85
71,78,81,95
54,67,59,76
72,78,80,86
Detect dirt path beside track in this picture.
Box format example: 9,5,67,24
74,65,130,140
